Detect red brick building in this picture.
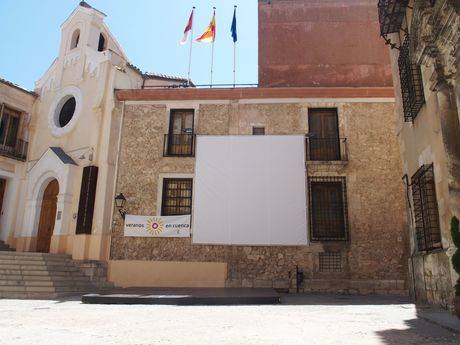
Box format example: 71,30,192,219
258,0,393,87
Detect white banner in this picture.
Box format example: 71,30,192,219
124,215,191,238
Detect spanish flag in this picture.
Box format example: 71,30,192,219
196,10,216,43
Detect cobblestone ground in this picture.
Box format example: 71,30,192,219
0,295,458,345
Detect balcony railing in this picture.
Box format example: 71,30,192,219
163,134,195,157
306,137,348,162
377,0,409,36
0,138,28,161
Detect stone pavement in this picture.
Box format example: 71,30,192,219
0,294,458,345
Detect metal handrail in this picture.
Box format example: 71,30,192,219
163,134,195,157
0,138,28,161
306,137,348,161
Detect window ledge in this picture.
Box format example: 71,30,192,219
306,160,348,166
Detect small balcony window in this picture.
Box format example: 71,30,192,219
0,105,27,161
307,108,347,161
164,109,195,157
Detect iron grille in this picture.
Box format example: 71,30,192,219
411,164,442,252
306,137,348,161
161,178,193,216
378,0,409,35
163,134,195,157
252,127,265,135
319,252,342,273
308,176,349,241
398,36,425,122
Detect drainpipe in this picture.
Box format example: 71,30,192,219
402,174,418,301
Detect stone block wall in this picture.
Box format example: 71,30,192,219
110,99,408,294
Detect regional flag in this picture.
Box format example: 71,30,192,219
231,7,237,43
196,10,216,43
180,8,194,45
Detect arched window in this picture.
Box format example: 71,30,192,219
70,29,80,49
97,33,106,52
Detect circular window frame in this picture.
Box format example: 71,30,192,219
48,86,83,137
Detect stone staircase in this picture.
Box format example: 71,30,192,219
0,251,108,299
0,240,13,251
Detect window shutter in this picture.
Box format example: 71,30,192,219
76,166,98,234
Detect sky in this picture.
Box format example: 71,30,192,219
0,0,258,90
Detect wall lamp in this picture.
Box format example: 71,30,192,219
114,193,127,219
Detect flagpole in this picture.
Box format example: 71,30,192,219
233,42,236,87
187,7,195,85
232,5,237,88
210,7,216,87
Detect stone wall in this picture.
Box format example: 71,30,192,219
110,99,408,294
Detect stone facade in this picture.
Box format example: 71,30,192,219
381,0,460,309
110,91,408,294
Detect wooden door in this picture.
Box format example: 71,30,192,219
36,179,59,253
308,109,340,160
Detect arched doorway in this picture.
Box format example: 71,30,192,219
36,179,59,253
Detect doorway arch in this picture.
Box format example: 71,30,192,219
36,179,59,253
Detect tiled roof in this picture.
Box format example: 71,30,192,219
126,63,190,84
0,77,37,97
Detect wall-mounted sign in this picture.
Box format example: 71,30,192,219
124,214,191,238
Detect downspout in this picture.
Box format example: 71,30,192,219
402,174,418,301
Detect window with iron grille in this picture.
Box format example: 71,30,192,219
161,178,193,216
252,127,265,135
308,176,348,241
319,252,342,273
411,164,442,252
398,36,425,122
377,0,409,35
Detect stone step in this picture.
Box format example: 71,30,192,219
0,255,72,262
0,274,88,281
0,264,80,271
0,282,95,292
0,290,96,299
0,251,71,259
0,279,93,287
0,259,76,266
0,276,91,286
0,269,85,276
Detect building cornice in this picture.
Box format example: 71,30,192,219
115,87,395,102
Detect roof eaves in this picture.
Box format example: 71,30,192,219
0,77,37,97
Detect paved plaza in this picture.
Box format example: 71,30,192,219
0,294,458,345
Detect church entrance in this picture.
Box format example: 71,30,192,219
36,179,59,253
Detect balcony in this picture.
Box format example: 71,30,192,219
306,137,348,162
0,138,28,161
378,0,409,36
163,134,195,157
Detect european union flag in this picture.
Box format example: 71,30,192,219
231,7,237,43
